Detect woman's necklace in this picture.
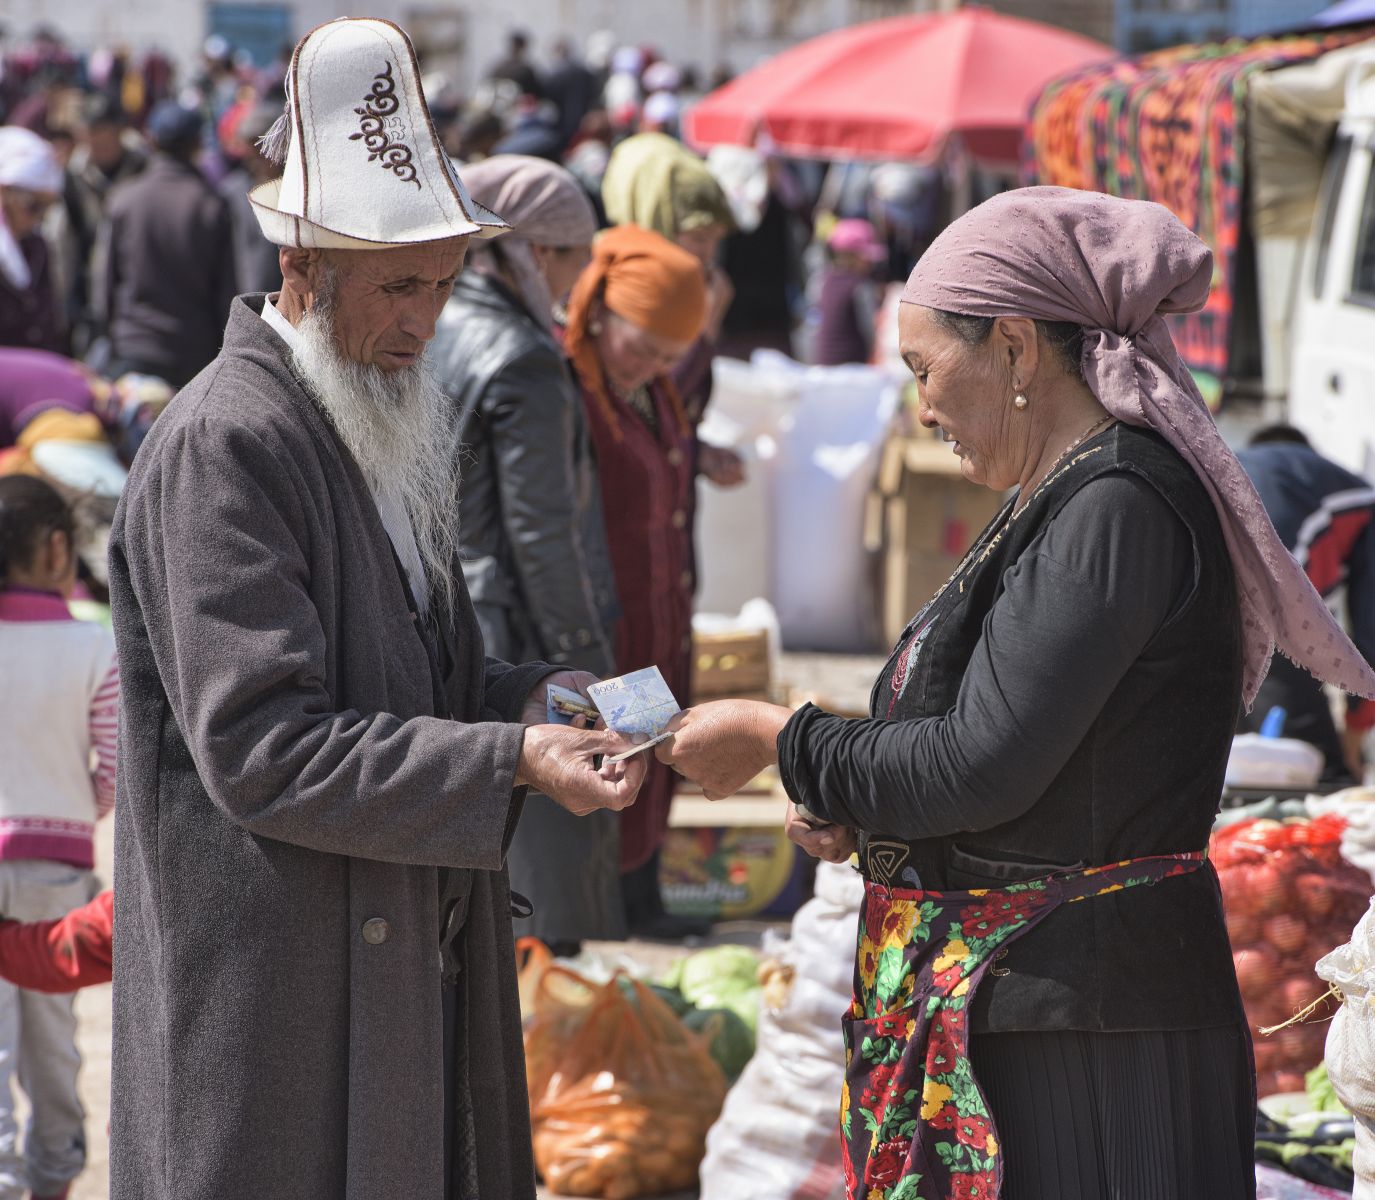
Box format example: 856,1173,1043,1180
624,384,659,434
1013,413,1116,514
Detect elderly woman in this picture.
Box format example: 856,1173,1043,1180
564,224,710,937
659,188,1375,1199
430,155,621,951
0,127,65,354
601,132,743,486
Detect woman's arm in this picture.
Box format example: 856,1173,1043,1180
663,474,1195,842
780,474,1194,838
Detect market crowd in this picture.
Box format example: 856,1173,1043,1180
3,13,1375,1200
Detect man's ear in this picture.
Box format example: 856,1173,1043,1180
279,247,323,307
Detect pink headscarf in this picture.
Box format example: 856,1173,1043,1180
902,186,1375,708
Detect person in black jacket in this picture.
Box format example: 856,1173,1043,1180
94,101,237,386
654,189,1375,1199
431,155,621,951
1238,425,1375,784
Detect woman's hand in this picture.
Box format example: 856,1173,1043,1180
699,443,747,488
784,803,857,863
655,699,791,801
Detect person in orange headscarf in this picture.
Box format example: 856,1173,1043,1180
564,224,709,937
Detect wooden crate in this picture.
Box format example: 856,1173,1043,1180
691,628,771,701
868,434,1006,647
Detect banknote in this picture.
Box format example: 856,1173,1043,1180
587,667,681,737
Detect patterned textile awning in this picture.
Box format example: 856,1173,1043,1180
1025,27,1375,401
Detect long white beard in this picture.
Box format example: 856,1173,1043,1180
290,304,461,619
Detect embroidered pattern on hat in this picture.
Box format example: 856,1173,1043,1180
349,62,421,189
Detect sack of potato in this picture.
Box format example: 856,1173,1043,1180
525,966,728,1198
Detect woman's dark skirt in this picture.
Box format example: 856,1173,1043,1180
969,1023,1257,1200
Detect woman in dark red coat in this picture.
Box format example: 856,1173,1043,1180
564,224,708,935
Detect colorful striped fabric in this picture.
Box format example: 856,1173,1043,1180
1024,26,1375,403
90,660,119,819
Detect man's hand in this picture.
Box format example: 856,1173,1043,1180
699,443,747,489
517,725,647,816
521,670,600,728
784,802,857,863
655,699,791,801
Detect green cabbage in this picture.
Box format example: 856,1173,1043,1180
684,1006,756,1080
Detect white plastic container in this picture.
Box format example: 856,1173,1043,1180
1225,733,1325,790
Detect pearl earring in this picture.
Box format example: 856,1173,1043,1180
1013,393,1028,411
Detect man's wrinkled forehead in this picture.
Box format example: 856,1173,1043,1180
328,236,470,286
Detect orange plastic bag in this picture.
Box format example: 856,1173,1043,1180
516,936,555,1022
524,966,728,1199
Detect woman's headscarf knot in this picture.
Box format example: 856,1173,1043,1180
902,185,1375,707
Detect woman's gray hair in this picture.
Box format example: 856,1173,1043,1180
932,310,1086,381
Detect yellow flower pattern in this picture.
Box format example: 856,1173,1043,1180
933,938,970,973
920,1079,953,1121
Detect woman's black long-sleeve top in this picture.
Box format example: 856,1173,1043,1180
779,424,1247,1034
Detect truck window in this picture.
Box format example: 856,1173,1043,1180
1347,146,1375,304
1315,133,1352,299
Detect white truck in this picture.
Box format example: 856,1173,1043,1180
1289,52,1375,476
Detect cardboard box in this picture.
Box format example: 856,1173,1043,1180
691,628,771,702
869,435,1006,647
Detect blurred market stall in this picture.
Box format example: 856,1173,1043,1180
681,8,1111,168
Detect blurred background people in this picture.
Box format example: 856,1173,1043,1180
217,101,283,296
432,155,619,953
488,29,542,99
562,225,708,937
808,217,885,366
1238,425,1375,785
0,127,65,354
601,132,744,484
95,99,235,386
56,93,147,357
0,474,116,1200
543,38,598,150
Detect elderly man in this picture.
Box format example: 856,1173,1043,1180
106,19,643,1200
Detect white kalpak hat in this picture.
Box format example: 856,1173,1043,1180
250,18,508,249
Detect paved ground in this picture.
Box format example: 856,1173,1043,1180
58,651,884,1197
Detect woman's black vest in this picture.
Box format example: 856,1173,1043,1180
867,423,1245,1034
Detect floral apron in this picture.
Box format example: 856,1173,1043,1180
841,851,1206,1200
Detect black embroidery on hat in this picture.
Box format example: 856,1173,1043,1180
349,61,421,189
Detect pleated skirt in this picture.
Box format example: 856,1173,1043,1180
968,1023,1257,1200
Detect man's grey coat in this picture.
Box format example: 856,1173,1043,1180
107,295,550,1199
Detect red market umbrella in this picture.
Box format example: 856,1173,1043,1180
683,8,1114,164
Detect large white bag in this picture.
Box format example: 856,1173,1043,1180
698,863,863,1200
1318,898,1375,1197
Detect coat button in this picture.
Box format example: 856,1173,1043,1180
576,628,592,645
361,918,390,945
671,509,687,529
